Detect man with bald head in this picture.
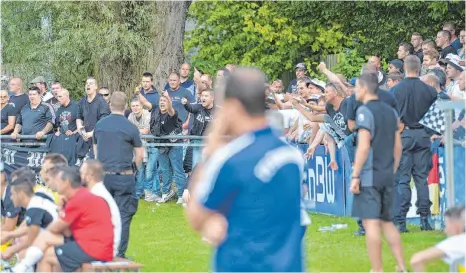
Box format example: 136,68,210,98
8,77,29,116
93,91,143,258
187,67,306,272
368,56,388,89
421,74,450,100
55,89,79,136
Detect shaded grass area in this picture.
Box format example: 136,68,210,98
127,201,448,272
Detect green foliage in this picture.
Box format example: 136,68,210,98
2,1,156,99
330,50,367,80
185,1,354,80
186,1,465,79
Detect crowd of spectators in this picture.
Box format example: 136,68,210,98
0,21,465,273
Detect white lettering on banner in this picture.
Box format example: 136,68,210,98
438,156,447,217
1,148,16,165
306,155,335,204
27,152,47,168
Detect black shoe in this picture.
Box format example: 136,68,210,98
354,228,366,236
396,223,409,233
420,218,433,231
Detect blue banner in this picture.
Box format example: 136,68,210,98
296,144,347,216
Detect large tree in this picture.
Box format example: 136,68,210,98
1,1,191,99
186,1,465,79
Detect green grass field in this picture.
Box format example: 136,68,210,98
127,201,448,272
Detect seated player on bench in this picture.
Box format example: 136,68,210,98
1,169,58,271
11,166,113,273
1,162,24,258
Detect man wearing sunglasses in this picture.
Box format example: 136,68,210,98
99,87,111,104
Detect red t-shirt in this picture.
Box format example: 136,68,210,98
61,187,113,261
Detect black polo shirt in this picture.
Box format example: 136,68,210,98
1,104,16,131
77,94,110,132
325,98,351,136
93,114,142,172
440,45,457,59
9,93,29,115
346,88,398,122
55,100,79,133
392,77,437,129
355,100,399,187
16,103,53,135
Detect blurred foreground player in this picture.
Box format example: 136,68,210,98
350,73,406,272
411,205,465,272
186,67,305,272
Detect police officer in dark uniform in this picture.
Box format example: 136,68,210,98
391,55,437,232
93,91,144,258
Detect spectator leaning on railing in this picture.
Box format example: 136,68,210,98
11,86,54,141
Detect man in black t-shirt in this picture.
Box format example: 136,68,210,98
93,91,143,258
55,89,79,135
392,55,437,233
182,89,216,172
436,30,457,59
8,77,29,116
1,90,16,135
350,73,406,273
146,92,186,204
76,77,110,158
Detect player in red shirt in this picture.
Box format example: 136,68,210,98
11,166,114,273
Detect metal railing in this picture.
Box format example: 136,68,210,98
0,134,212,147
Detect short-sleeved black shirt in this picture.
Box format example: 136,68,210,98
77,94,110,132
9,94,29,116
355,100,399,187
325,98,351,136
16,103,53,135
1,104,16,131
149,105,183,143
55,100,79,133
440,45,457,59
24,193,57,229
346,88,398,122
392,77,437,129
93,114,142,172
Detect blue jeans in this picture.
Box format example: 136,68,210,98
135,163,147,196
158,146,186,197
191,139,202,171
344,133,356,163
146,147,161,195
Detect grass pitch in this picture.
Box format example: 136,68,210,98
127,201,448,272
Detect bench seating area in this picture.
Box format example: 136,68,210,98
78,257,143,272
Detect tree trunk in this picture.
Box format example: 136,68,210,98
150,1,192,91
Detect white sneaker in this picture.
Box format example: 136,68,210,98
176,197,184,204
144,189,152,197
145,194,161,202
158,190,175,203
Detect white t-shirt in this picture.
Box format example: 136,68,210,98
90,182,122,258
436,233,466,272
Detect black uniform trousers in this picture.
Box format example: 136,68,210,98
103,174,139,258
394,128,433,225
